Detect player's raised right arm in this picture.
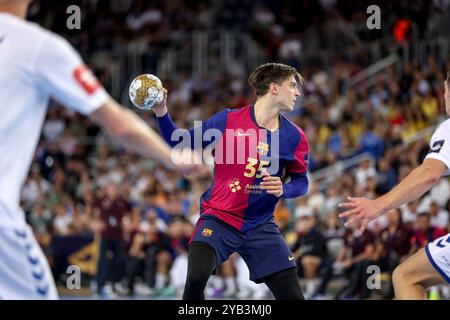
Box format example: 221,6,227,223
153,90,228,149
152,88,180,148
89,98,203,175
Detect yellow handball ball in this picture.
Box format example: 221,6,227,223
129,74,164,110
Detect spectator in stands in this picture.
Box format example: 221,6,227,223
358,122,385,161
29,202,53,246
93,183,131,298
314,224,376,299
410,212,447,254
401,199,421,228
38,142,66,181
22,165,51,206
125,210,168,297
144,213,174,294
376,157,398,194
124,210,148,296
429,201,449,229
291,212,328,298
274,200,292,235
321,210,346,261
354,158,377,190
52,203,74,237
375,208,414,298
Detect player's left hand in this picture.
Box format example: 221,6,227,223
338,197,385,234
260,171,283,197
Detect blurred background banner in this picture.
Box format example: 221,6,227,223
50,235,97,280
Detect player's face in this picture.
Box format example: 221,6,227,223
275,75,301,112
418,216,430,231
386,209,400,225
105,184,118,198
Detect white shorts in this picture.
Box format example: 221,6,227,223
0,225,58,299
425,233,450,283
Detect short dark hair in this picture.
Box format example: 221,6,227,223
418,212,430,219
248,63,304,97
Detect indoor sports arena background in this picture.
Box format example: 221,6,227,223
21,0,450,300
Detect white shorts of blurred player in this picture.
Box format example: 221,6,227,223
235,255,270,299
0,225,58,299
170,253,188,294
426,233,450,284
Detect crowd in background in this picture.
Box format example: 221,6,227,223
27,0,450,62
20,0,450,299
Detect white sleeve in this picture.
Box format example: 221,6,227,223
425,120,450,175
35,33,109,115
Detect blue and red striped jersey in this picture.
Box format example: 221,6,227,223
157,105,310,232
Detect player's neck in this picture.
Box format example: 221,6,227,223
0,3,28,19
254,99,281,131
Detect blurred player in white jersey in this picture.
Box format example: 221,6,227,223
339,73,450,299
0,0,205,299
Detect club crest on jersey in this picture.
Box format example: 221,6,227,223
202,228,213,237
256,141,269,156
228,179,241,193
